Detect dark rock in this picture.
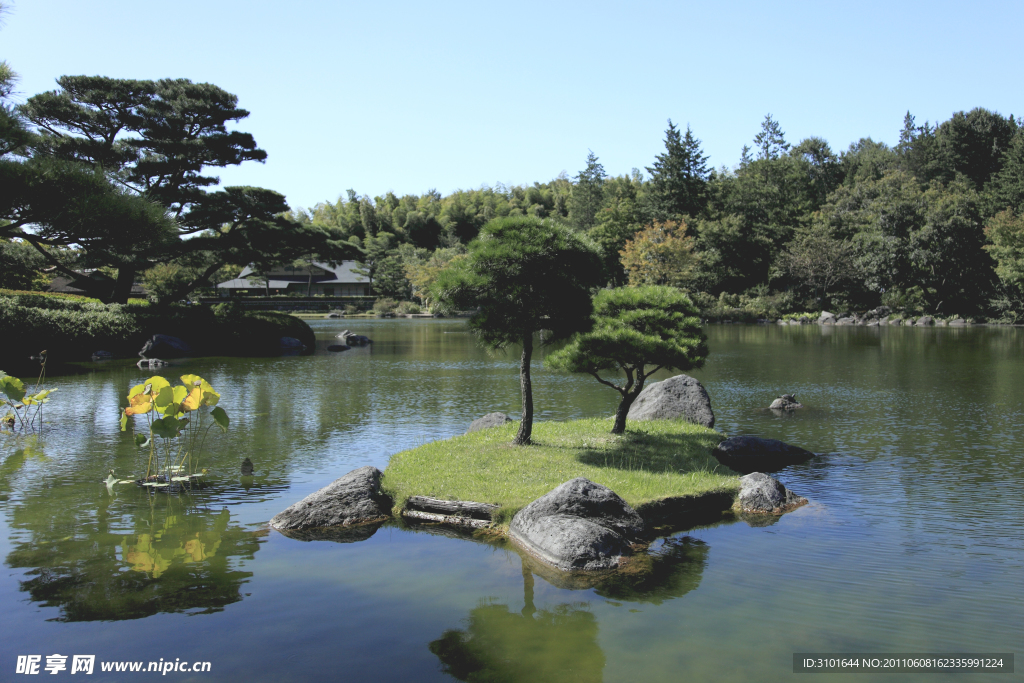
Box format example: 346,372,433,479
270,466,391,531
712,435,816,474
279,336,304,350
241,457,254,476
467,412,514,434
138,334,191,359
91,350,114,360
738,472,807,513
276,522,383,544
509,478,645,571
337,330,371,345
327,344,351,352
769,394,803,410
626,374,715,428
137,358,169,368
327,312,341,318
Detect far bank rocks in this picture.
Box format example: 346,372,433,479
270,466,391,532
510,478,645,571
713,436,815,474
738,472,807,514
627,374,715,428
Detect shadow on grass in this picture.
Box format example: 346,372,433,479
574,429,725,475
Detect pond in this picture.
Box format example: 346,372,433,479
1,321,1022,681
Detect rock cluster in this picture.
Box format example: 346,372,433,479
509,478,646,571
336,330,372,345
626,374,715,428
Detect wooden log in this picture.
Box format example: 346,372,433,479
402,509,492,529
406,496,499,519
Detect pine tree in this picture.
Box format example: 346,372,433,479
567,151,606,230
646,120,710,219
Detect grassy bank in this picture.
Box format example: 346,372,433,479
0,293,316,372
383,418,738,527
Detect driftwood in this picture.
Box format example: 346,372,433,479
406,496,499,520
402,509,492,529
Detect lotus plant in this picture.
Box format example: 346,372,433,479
119,374,229,489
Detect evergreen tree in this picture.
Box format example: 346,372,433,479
646,120,710,220
567,151,606,230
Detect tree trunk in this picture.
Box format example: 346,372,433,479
513,333,534,445
109,265,136,304
611,370,645,434
307,265,313,297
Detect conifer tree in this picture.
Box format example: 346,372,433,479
646,120,710,219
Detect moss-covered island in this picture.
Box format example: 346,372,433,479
382,417,740,528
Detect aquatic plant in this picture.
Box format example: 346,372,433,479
118,374,228,489
1,352,57,434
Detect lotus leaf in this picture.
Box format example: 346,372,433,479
181,386,202,412
1,374,26,402
211,406,229,431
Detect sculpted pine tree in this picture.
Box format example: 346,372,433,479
547,286,708,434
432,217,603,445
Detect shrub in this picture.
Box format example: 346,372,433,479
372,297,398,315
395,301,421,315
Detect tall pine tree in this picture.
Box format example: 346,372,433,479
646,120,710,220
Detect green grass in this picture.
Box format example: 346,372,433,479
382,418,739,527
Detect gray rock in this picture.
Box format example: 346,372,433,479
915,316,934,326
769,394,803,410
279,336,304,350
738,472,807,513
712,436,816,474
509,478,645,571
91,350,114,360
270,466,391,531
467,412,514,433
137,357,169,368
949,318,967,326
337,330,372,346
836,317,855,325
626,374,715,428
138,334,191,359
818,311,836,324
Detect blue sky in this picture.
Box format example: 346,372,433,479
4,0,1022,212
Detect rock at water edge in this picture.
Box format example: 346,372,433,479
738,472,807,513
510,478,645,572
467,412,514,434
270,466,391,531
712,436,815,474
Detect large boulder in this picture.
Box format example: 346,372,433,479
915,316,934,326
738,472,807,513
626,374,715,428
138,334,191,359
467,412,514,434
818,311,836,325
509,478,645,572
270,466,391,531
712,436,815,474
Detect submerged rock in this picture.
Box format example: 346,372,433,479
626,374,715,428
466,412,514,434
270,466,391,531
509,478,645,572
738,472,807,513
769,394,803,410
712,436,815,474
327,344,351,352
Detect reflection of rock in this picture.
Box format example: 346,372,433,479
7,507,263,621
769,394,803,410
429,601,604,683
274,522,383,544
738,472,807,514
466,412,513,433
712,435,815,474
626,374,715,428
634,490,735,526
270,466,392,532
327,344,350,352
509,478,645,571
241,457,254,476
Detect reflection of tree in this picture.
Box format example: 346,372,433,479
6,499,263,622
429,600,604,683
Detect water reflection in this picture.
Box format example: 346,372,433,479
6,495,264,621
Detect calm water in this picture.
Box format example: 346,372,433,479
1,321,1021,682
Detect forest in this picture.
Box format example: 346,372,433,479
3,65,1024,321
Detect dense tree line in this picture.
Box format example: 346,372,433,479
303,110,1024,321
